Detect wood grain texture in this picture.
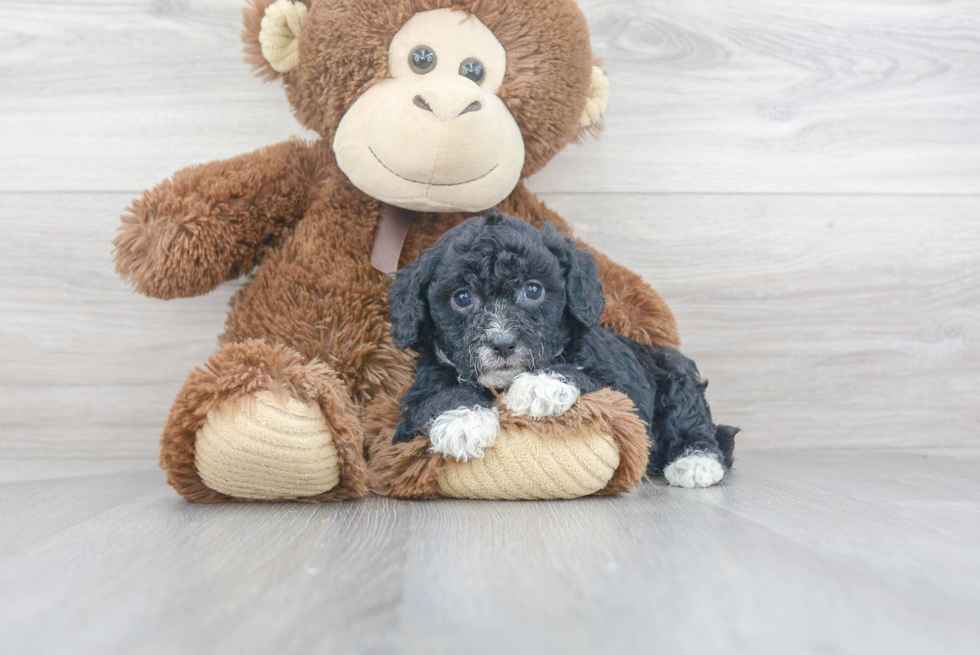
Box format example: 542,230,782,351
0,192,240,455
3,3,978,652
1,0,978,454
0,1,978,193
1,2,977,651
553,193,980,450
2,192,978,455
1,450,978,655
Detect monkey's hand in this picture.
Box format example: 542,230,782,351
114,140,320,299
586,249,680,348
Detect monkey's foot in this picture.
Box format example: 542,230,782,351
367,388,651,500
195,390,340,499
161,339,366,502
435,424,618,499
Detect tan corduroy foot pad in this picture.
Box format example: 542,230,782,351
195,390,341,500
436,426,621,500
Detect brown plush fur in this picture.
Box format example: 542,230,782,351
115,0,679,502
115,139,324,300
242,0,283,83
364,388,650,499
161,339,367,502
362,390,446,499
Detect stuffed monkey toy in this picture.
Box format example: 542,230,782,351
114,0,679,502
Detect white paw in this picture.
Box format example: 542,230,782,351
428,406,500,462
503,371,580,419
663,451,726,488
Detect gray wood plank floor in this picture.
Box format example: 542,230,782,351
1,450,978,655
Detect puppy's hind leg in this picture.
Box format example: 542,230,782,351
643,348,738,488
663,450,727,488
715,424,739,470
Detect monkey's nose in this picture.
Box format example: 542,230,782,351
413,94,483,120
460,100,482,115
491,335,517,359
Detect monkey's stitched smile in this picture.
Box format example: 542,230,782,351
369,146,499,187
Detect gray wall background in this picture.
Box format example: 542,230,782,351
1,0,978,456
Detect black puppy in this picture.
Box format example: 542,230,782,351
388,211,737,488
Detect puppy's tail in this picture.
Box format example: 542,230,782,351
715,425,739,469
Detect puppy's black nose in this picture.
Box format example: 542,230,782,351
490,335,517,359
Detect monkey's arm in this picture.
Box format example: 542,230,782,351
503,183,680,348
113,139,322,299
586,249,679,348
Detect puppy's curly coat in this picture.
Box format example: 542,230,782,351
389,211,737,487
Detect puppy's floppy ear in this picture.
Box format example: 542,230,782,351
388,247,440,349
541,224,605,328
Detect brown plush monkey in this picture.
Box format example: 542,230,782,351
114,0,679,503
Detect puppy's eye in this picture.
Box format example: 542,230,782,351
523,282,544,302
452,290,473,309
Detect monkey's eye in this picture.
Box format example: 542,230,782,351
409,47,437,74
452,290,473,309
459,58,485,84
523,282,544,302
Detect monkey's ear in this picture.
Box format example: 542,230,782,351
243,0,308,81
578,65,610,139
541,224,606,328
388,248,440,350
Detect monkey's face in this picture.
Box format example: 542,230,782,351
245,0,608,208
332,9,525,212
